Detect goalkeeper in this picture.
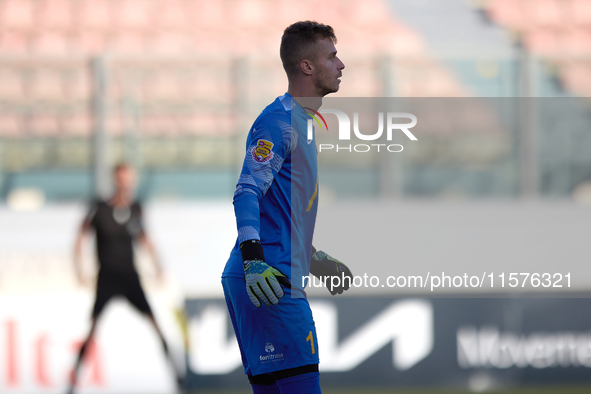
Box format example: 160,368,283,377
221,21,349,394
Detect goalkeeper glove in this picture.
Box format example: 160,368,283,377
241,240,291,308
310,246,352,295
243,259,290,307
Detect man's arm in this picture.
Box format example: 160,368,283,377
74,201,99,286
135,204,164,281
138,232,163,281
234,114,294,307
73,221,92,286
233,116,294,245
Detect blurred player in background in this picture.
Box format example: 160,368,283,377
222,21,352,394
68,163,179,394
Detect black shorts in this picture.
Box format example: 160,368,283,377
92,270,152,317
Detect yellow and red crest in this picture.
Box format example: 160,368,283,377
252,139,274,163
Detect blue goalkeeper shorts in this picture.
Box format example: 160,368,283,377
221,276,319,376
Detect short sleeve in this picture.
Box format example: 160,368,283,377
134,202,146,236
83,200,100,228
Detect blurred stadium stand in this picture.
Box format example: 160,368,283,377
0,0,590,203
2,3,591,391
482,0,591,96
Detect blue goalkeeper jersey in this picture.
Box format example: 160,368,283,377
222,93,318,293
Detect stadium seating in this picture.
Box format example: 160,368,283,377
78,0,112,32
0,114,22,136
0,0,35,30
0,0,468,141
485,0,591,96
38,0,73,31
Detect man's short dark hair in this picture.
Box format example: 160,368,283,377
280,21,337,78
114,162,131,173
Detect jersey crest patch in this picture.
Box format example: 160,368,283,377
252,139,274,163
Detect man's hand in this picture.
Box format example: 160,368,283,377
155,266,165,285
76,273,86,287
74,268,91,287
244,260,291,307
310,248,353,295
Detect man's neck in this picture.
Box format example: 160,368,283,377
109,192,133,207
287,81,323,111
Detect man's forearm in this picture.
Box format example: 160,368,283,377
140,235,163,275
73,232,87,281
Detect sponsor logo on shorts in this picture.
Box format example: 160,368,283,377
260,342,284,363
252,139,274,163
265,342,275,353
259,353,284,362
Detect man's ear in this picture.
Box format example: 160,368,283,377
300,59,314,76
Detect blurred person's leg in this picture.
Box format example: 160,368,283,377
68,317,98,389
122,271,183,391
146,313,170,356
68,272,112,393
121,271,171,356
67,270,114,394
